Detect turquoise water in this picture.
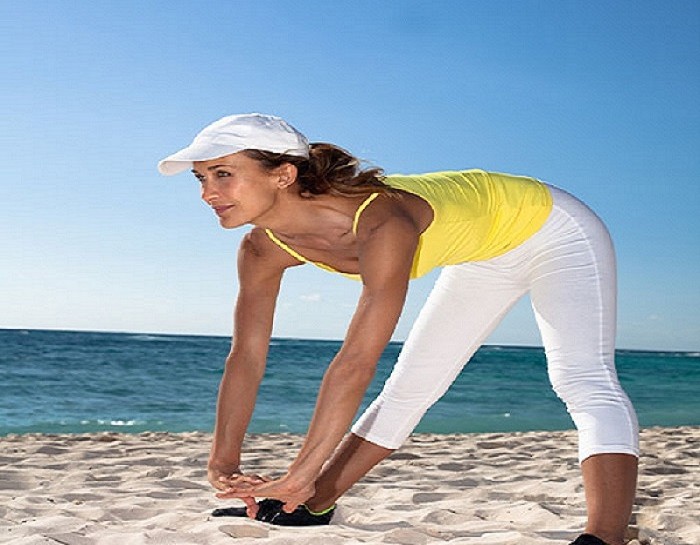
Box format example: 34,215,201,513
1,329,698,436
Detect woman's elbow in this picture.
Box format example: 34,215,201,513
223,353,267,384
327,357,378,388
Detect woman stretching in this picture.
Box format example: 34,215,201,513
159,113,639,545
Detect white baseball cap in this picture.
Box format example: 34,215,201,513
158,113,310,175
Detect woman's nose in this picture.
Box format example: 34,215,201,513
201,181,216,203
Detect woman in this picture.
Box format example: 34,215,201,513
158,113,639,545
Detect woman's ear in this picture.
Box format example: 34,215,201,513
277,163,298,189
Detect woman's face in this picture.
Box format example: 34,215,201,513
192,152,285,229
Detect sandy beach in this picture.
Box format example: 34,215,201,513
1,426,697,545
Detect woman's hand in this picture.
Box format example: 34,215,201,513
216,472,316,513
208,463,267,518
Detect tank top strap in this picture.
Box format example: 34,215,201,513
352,193,380,235
264,229,309,264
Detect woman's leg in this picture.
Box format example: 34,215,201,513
305,432,392,512
528,187,638,545
308,260,528,511
580,454,638,545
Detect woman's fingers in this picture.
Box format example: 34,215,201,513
208,469,238,491
215,478,259,499
216,476,314,514
242,496,259,518
215,486,254,499
237,474,268,483
217,473,267,489
210,478,228,491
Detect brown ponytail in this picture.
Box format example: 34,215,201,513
242,143,395,198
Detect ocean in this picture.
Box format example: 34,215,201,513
1,329,698,437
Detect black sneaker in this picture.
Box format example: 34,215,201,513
212,498,335,526
569,535,609,545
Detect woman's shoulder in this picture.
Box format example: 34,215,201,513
354,191,429,242
240,227,305,270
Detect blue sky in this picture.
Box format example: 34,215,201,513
2,1,698,350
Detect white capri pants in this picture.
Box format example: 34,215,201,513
352,185,639,463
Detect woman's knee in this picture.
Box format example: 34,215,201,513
547,359,625,411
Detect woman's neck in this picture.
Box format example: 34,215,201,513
254,190,361,238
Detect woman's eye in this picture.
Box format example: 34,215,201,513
216,171,231,178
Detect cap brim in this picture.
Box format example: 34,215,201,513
158,142,244,176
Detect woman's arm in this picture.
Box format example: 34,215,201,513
289,213,418,477
219,201,420,509
208,227,302,487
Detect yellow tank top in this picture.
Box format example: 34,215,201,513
265,169,552,280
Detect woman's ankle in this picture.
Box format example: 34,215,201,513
584,529,624,545
304,496,336,513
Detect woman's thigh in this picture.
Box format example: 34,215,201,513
527,186,638,461
352,260,527,448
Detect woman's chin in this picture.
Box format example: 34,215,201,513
218,216,247,229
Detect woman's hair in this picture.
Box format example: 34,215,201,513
242,143,395,198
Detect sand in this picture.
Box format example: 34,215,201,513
0,426,697,545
